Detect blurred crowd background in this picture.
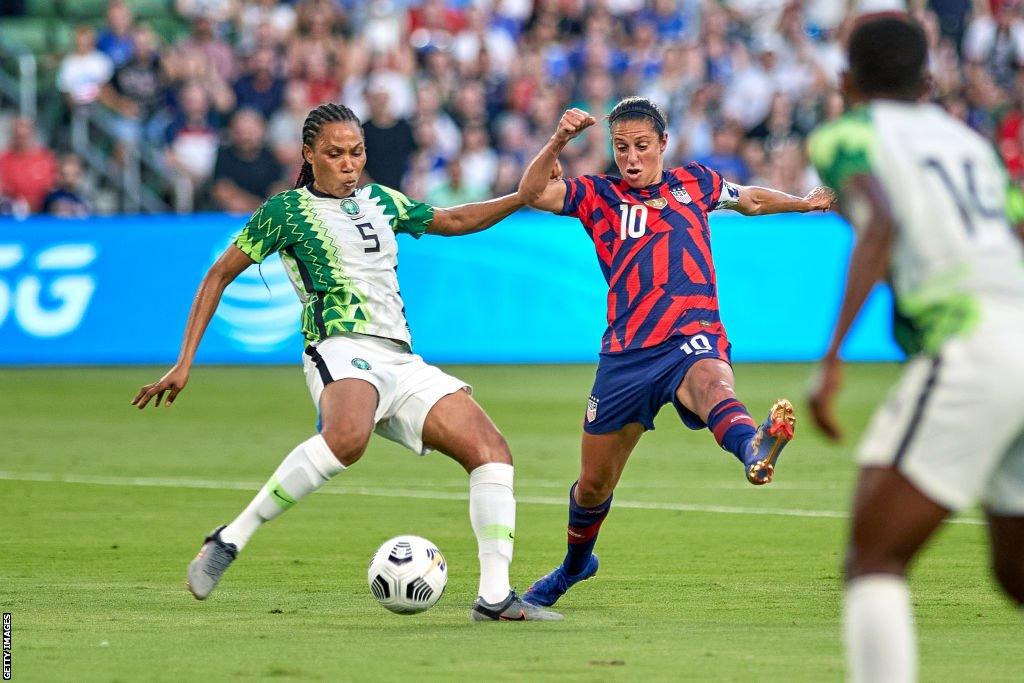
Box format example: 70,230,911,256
0,0,1019,217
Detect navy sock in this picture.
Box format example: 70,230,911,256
561,482,612,575
707,397,758,465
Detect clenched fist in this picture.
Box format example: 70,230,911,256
554,108,596,144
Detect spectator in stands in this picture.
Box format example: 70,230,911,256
362,79,417,189
175,0,237,24
165,81,222,191
268,81,310,174
236,0,296,52
99,25,168,151
164,47,235,116
963,0,1024,91
57,26,115,107
491,112,530,194
424,156,488,208
211,108,285,213
414,80,461,159
43,154,91,218
459,124,498,191
287,0,348,77
748,93,807,150
0,117,57,214
177,15,237,83
96,0,136,68
696,121,751,184
233,47,286,120
18,0,1024,217
409,0,467,44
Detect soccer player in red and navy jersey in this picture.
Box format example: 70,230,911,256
519,98,836,607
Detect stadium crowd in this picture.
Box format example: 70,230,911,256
1,0,1021,216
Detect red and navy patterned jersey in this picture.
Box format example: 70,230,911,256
561,163,738,354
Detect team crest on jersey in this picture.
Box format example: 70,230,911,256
644,197,668,209
351,358,372,371
341,198,363,219
586,395,599,423
671,187,692,204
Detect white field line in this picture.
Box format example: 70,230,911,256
0,470,985,526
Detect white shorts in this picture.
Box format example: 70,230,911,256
302,333,470,455
858,309,1024,514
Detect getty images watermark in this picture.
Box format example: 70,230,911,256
3,612,10,680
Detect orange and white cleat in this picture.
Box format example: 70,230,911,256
745,399,796,485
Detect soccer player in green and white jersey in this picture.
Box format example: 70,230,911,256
807,14,1024,682
132,103,562,621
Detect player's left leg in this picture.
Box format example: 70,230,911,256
420,388,562,621
843,466,949,683
523,424,644,607
674,357,795,484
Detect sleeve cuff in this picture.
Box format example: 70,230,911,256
233,237,265,264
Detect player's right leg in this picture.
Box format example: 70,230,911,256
418,388,562,621
983,428,1024,606
674,356,795,485
523,423,643,607
986,513,1024,605
187,375,378,600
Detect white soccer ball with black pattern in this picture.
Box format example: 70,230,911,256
367,535,447,614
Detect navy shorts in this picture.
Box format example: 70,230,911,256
584,331,732,434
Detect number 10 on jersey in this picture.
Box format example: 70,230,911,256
618,203,648,240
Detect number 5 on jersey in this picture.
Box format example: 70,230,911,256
618,203,648,240
356,222,380,253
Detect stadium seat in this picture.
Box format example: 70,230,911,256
26,0,59,17
49,21,73,54
125,0,172,20
0,17,52,55
61,0,110,21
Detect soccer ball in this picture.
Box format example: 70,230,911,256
367,535,448,614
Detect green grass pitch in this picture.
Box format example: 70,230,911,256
1,364,1020,681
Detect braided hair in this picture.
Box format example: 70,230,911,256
607,96,667,137
294,102,362,189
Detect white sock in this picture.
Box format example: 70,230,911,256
844,574,917,683
469,462,515,604
220,434,344,550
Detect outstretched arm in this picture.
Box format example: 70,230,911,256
730,184,836,216
427,193,526,237
132,245,254,409
808,174,894,440
518,108,596,213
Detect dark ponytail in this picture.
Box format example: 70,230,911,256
295,102,362,188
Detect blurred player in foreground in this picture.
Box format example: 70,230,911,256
807,13,1024,682
516,98,835,607
132,102,562,621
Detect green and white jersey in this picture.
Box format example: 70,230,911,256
234,184,435,347
809,102,1024,355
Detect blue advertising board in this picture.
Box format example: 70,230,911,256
0,210,901,365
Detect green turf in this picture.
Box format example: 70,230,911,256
0,364,1020,681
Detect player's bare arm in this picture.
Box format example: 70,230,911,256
427,193,526,236
731,184,836,216
131,245,253,409
808,175,894,440
518,108,596,212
